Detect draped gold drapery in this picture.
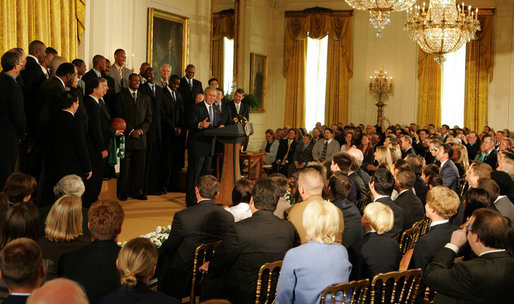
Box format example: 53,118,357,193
0,0,85,61
464,12,494,132
283,8,353,127
211,9,235,87
416,48,441,128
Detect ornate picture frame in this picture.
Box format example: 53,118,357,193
249,53,267,112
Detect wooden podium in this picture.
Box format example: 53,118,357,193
204,124,248,204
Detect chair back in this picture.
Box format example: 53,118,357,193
370,269,423,304
423,286,436,304
399,226,420,255
190,240,223,304
412,218,431,237
255,260,283,304
320,279,370,304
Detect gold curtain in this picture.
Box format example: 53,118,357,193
283,8,352,127
211,9,235,86
464,13,494,132
417,48,441,128
0,0,85,61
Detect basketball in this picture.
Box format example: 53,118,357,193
111,117,126,132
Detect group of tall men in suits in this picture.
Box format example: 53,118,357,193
0,40,251,207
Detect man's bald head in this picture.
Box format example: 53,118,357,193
27,278,88,304
298,167,325,199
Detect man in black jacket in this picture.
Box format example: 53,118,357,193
394,169,425,228
178,64,203,116
200,178,295,303
273,129,297,176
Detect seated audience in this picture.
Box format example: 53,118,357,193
312,128,340,169
2,172,36,204
465,161,492,189
436,143,460,193
269,173,291,219
0,238,45,304
347,147,370,192
394,169,425,228
451,143,469,178
201,178,295,303
288,168,344,245
491,170,514,210
261,129,279,166
348,202,401,280
59,200,125,300
276,199,352,304
427,175,444,190
410,186,460,270
374,146,394,173
421,164,440,185
405,154,428,205
26,278,88,304
462,188,491,226
273,129,298,176
0,203,40,249
289,134,314,176
157,175,234,298
39,195,91,267
332,152,366,201
225,179,253,222
96,237,179,304
478,178,514,221
424,208,514,303
327,172,363,248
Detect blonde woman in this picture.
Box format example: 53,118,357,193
97,238,179,304
374,146,394,173
276,199,352,304
39,195,91,266
388,143,402,163
348,202,401,280
452,144,469,178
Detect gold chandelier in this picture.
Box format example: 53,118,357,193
344,0,416,36
405,0,481,64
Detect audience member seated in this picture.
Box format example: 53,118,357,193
421,164,440,186
347,147,370,192
276,199,352,304
327,172,363,248
426,175,444,190
405,154,428,205
312,128,340,172
373,146,394,173
348,202,401,280
288,168,344,245
269,173,291,219
329,152,357,202
369,168,405,237
394,169,425,228
157,175,234,299
261,129,279,166
491,170,514,204
201,178,295,303
478,178,514,221
465,161,492,190
26,278,88,304
39,195,91,267
0,238,45,304
451,143,470,178
462,188,491,227
288,134,314,176
96,238,179,304
59,200,125,300
2,172,36,204
409,186,460,270
224,179,253,222
424,208,514,303
436,143,460,193
273,129,298,176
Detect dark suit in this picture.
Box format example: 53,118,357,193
96,284,180,304
3,295,28,304
185,102,220,205
273,139,297,176
115,88,152,197
20,56,46,136
484,149,498,169
413,140,426,158
37,77,68,133
394,189,425,228
401,146,416,158
214,101,233,126
349,232,401,280
414,175,427,205
440,159,460,193
178,77,203,115
81,69,99,88
0,73,25,188
157,199,234,298
349,171,367,201
201,210,295,303
229,101,250,121
332,198,363,249
465,141,480,161
409,222,459,270
375,196,405,237
288,142,313,176
59,240,121,300
424,248,514,304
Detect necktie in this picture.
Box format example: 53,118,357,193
283,140,292,161
320,141,328,161
132,92,137,103
217,104,222,119
189,79,193,88
118,67,123,79
99,98,106,106
151,84,155,97
236,103,240,115
208,105,213,123
171,90,176,101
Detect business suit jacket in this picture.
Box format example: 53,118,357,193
375,196,405,237
292,142,314,165
204,211,295,303
59,240,121,300
424,248,514,304
157,199,234,298
81,69,99,88
349,171,367,201
394,189,425,228
84,96,113,155
401,147,416,158
349,232,401,280
494,196,514,221
161,88,184,137
229,101,250,121
214,101,232,126
139,83,163,144
484,149,498,169
186,102,220,156
312,139,340,161
96,284,179,304
178,77,203,114
20,56,47,134
0,73,25,147
440,160,460,193
108,65,132,93
414,175,428,205
37,77,66,130
3,295,28,304
115,88,152,150
332,198,363,249
465,141,481,161
275,139,297,164
409,222,459,270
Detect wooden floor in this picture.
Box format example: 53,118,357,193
98,179,186,243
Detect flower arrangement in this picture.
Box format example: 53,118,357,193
118,225,171,248
284,190,296,205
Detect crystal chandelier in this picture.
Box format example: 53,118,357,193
345,0,416,37
369,67,394,125
405,0,481,64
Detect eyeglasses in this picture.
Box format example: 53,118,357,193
430,146,439,152
466,223,474,234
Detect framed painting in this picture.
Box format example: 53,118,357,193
249,53,267,112
147,8,189,77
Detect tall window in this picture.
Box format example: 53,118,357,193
441,46,466,128
223,37,234,94
304,36,328,130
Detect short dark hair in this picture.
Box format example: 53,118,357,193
405,155,423,175
0,238,43,289
88,200,124,240
58,91,79,110
231,179,253,206
140,62,150,69
422,164,440,178
71,58,85,67
170,74,180,82
477,178,500,203
56,63,75,77
463,188,491,220
92,54,105,67
46,47,58,55
471,208,511,250
208,78,218,85
269,173,289,197
251,178,279,211
328,172,351,200
114,49,125,55
324,128,334,134
396,170,416,189
332,152,352,173
0,203,40,249
442,124,450,130
86,78,102,94
393,159,411,172
440,143,453,158
128,73,139,81
427,175,444,188
2,172,37,203
235,88,245,95
28,40,45,55
197,175,220,199
371,168,395,196
1,51,20,72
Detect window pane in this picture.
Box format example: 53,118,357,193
305,36,328,130
223,37,234,94
441,45,466,128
